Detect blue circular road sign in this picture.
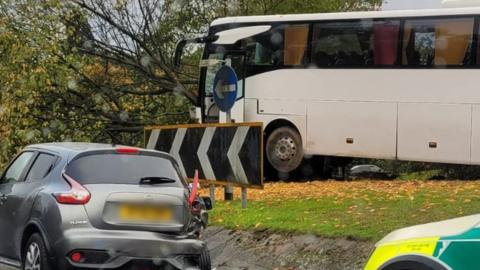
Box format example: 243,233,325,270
213,66,238,112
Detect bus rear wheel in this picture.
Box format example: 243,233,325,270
266,127,303,174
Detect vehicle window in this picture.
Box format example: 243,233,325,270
204,53,224,96
25,153,56,181
1,152,34,184
477,26,480,64
284,25,309,65
226,54,246,99
312,20,375,67
403,18,474,66
245,24,309,67
203,52,244,99
65,154,185,187
373,20,401,65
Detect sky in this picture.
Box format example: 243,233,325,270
382,0,442,10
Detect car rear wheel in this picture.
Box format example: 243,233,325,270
23,233,53,270
198,247,211,270
266,127,303,174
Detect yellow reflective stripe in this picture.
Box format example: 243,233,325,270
364,245,398,270
364,237,440,270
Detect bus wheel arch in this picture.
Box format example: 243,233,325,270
264,119,304,174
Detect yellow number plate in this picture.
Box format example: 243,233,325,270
119,205,172,222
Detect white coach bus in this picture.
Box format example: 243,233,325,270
176,2,480,175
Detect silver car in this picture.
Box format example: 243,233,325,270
0,143,211,270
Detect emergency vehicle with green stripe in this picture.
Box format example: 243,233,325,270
365,214,480,270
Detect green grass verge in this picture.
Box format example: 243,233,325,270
209,188,480,241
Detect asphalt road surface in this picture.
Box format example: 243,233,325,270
0,227,373,270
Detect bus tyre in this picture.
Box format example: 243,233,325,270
266,127,303,174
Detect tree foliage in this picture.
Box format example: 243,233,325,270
211,0,382,16
0,0,382,167
0,0,193,165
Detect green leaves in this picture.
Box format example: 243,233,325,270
0,0,382,167
203,0,383,16
0,0,194,166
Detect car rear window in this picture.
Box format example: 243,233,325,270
65,154,184,187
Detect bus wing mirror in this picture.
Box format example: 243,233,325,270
174,35,219,69
174,39,188,69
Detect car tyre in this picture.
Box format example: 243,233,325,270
23,233,53,270
266,127,303,174
198,247,211,270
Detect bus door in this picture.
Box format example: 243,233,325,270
201,52,246,123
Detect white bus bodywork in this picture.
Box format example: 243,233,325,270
199,6,480,171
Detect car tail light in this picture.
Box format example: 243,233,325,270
70,251,83,263
115,147,139,154
68,250,110,264
53,174,91,205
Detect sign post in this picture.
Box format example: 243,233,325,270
209,184,216,206
241,186,247,208
224,109,233,201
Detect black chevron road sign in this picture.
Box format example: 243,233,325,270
144,123,263,188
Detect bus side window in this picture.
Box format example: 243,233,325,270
311,20,375,67
244,24,308,77
283,25,309,66
373,20,400,66
245,29,282,66
245,24,308,66
402,18,474,67
403,20,437,66
477,23,480,65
